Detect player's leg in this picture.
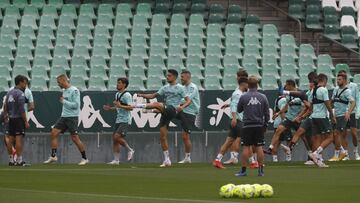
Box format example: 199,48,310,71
223,137,241,164
133,102,165,114
6,135,15,165
178,112,194,164
312,119,332,167
264,124,287,154
235,146,251,176
115,125,135,162
108,132,121,165
351,127,360,160
70,134,88,165
15,135,24,165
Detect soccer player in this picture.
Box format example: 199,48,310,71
213,77,248,169
271,93,292,162
178,70,200,164
135,69,191,167
3,75,30,166
235,76,269,177
308,74,336,167
44,74,89,165
265,79,309,161
103,77,135,165
328,73,355,161
338,70,360,160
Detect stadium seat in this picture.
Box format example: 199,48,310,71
32,65,49,80
306,15,322,30
246,14,260,26
244,24,261,39
127,76,146,91
280,34,298,49
0,46,14,61
70,76,88,91
335,63,350,75
38,26,56,41
33,56,51,71
48,0,64,10
340,15,357,33
317,54,335,70
263,64,280,79
52,56,70,71
0,79,10,92
16,46,33,60
263,24,280,39
189,14,206,29
1,26,17,40
5,6,21,20
31,77,49,91
23,5,40,20
168,55,185,72
0,57,12,71
72,56,90,70
261,75,278,90
324,25,341,40
227,13,242,24
289,4,305,20
204,76,222,90
2,16,19,31
147,76,164,90
14,56,31,71
43,5,59,19
0,68,11,82
12,65,30,80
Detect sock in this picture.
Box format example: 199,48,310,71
258,165,264,174
9,155,14,163
272,155,278,161
315,147,323,154
354,147,359,154
241,166,247,173
185,153,191,159
17,156,22,163
216,154,223,161
334,150,340,158
233,152,239,159
253,154,257,162
51,148,57,157
163,150,170,161
230,152,235,159
289,142,296,150
319,154,323,161
125,143,133,151
269,144,274,149
134,103,147,108
340,146,346,154
81,151,87,159
114,152,120,161
344,150,349,156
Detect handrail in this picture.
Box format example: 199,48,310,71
316,33,360,56
244,0,302,44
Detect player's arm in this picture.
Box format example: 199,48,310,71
3,95,8,121
137,92,159,99
177,96,191,112
325,100,335,123
114,94,134,111
62,90,80,109
237,97,244,113
263,96,270,129
275,103,288,119
230,94,238,127
18,94,29,128
294,100,311,122
345,92,356,121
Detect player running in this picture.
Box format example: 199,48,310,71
328,73,355,161
135,69,191,167
44,74,89,165
235,76,269,177
2,75,30,166
213,77,248,169
178,70,200,164
103,77,135,165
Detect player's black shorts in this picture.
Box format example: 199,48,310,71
275,128,292,142
312,118,332,135
159,105,177,128
241,126,265,146
228,120,243,139
8,118,25,136
347,113,357,128
113,123,129,137
335,116,347,131
280,118,300,131
53,117,79,135
176,112,196,134
300,118,312,137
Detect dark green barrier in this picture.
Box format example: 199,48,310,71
0,90,279,132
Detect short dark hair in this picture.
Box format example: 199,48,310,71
118,77,129,88
307,71,317,83
317,73,328,82
14,75,27,86
248,76,258,89
286,79,296,88
167,69,178,78
237,68,248,78
337,72,347,80
338,70,347,75
238,76,248,85
181,70,191,76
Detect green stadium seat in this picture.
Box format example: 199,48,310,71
317,65,334,79
341,34,358,49
186,65,203,78
43,5,59,19
79,4,96,19
0,57,12,71
94,26,111,38
1,26,17,40
87,76,107,91
208,14,225,25
207,35,224,48
324,15,340,29
169,25,186,38
262,55,280,70
98,4,115,17
128,65,146,79
33,56,50,71
127,76,146,91
223,76,237,90
205,55,223,69
206,46,222,57
149,45,166,59
187,45,205,58
110,56,128,71
97,15,114,29
341,7,356,18
148,55,166,71
12,66,30,80
191,3,207,16
306,5,321,16
52,56,70,71
150,35,167,47
306,15,322,30
246,14,260,25
288,4,305,20
148,64,165,77
129,56,146,70
323,6,337,17
227,14,242,25
53,46,71,60
280,75,297,86
280,55,297,68
228,4,242,15
14,56,31,71
261,75,278,90
280,34,298,49
167,55,185,71
94,36,111,49
299,44,316,60
0,46,14,61
93,46,110,60
108,75,120,90
147,75,165,90
71,56,89,70
187,55,203,67
16,46,33,60
38,26,56,40
324,25,341,40
299,64,316,77
204,66,221,78
188,25,205,38
75,37,91,49
172,3,188,14
0,68,11,82
90,56,109,71
209,3,224,14
189,14,206,29
207,24,223,38
243,45,261,60
61,4,78,19
48,0,64,10
78,15,95,29
223,54,240,68
136,3,152,19
19,26,37,40
281,67,299,81
263,24,280,39
317,54,335,70
244,64,261,79
242,55,259,68
23,5,40,20
262,36,280,50
0,37,16,51
168,45,185,59
90,66,108,80
112,45,129,59
36,36,54,50
5,6,21,20
225,45,242,59
2,16,19,31
188,36,205,49
32,66,49,80
13,0,27,9
353,74,360,85
281,46,298,59
154,3,170,15
152,14,168,28
49,77,61,91
59,15,76,30
70,76,88,91
56,36,73,49
169,36,186,48
262,45,279,59
244,24,261,39
150,25,167,38
21,17,38,30
116,3,133,19
0,0,10,10
109,65,126,78
204,76,222,90
76,25,93,39
335,64,350,75
39,16,57,30
263,64,280,79
131,34,148,46
244,36,261,48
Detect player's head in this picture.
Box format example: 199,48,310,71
237,68,248,80
180,70,191,85
117,77,129,91
247,75,258,89
238,76,248,91
57,74,69,89
307,71,317,89
338,70,347,75
14,75,28,90
285,79,296,91
337,73,347,87
166,69,178,83
317,73,328,87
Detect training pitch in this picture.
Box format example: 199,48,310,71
0,161,359,203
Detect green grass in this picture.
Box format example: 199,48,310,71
0,162,359,203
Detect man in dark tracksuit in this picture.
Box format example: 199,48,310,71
236,76,270,177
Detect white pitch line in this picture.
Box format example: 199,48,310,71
0,187,244,203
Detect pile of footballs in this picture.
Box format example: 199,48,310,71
219,183,274,199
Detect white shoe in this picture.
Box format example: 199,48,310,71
309,152,320,166
107,160,120,165
127,150,135,161
342,156,350,161
317,160,329,168
160,159,171,167
178,158,191,164
285,152,292,162
223,157,238,165
272,156,278,162
44,156,58,164
304,160,315,165
355,152,360,160
78,158,89,165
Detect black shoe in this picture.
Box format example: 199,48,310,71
15,161,26,166
8,162,15,166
